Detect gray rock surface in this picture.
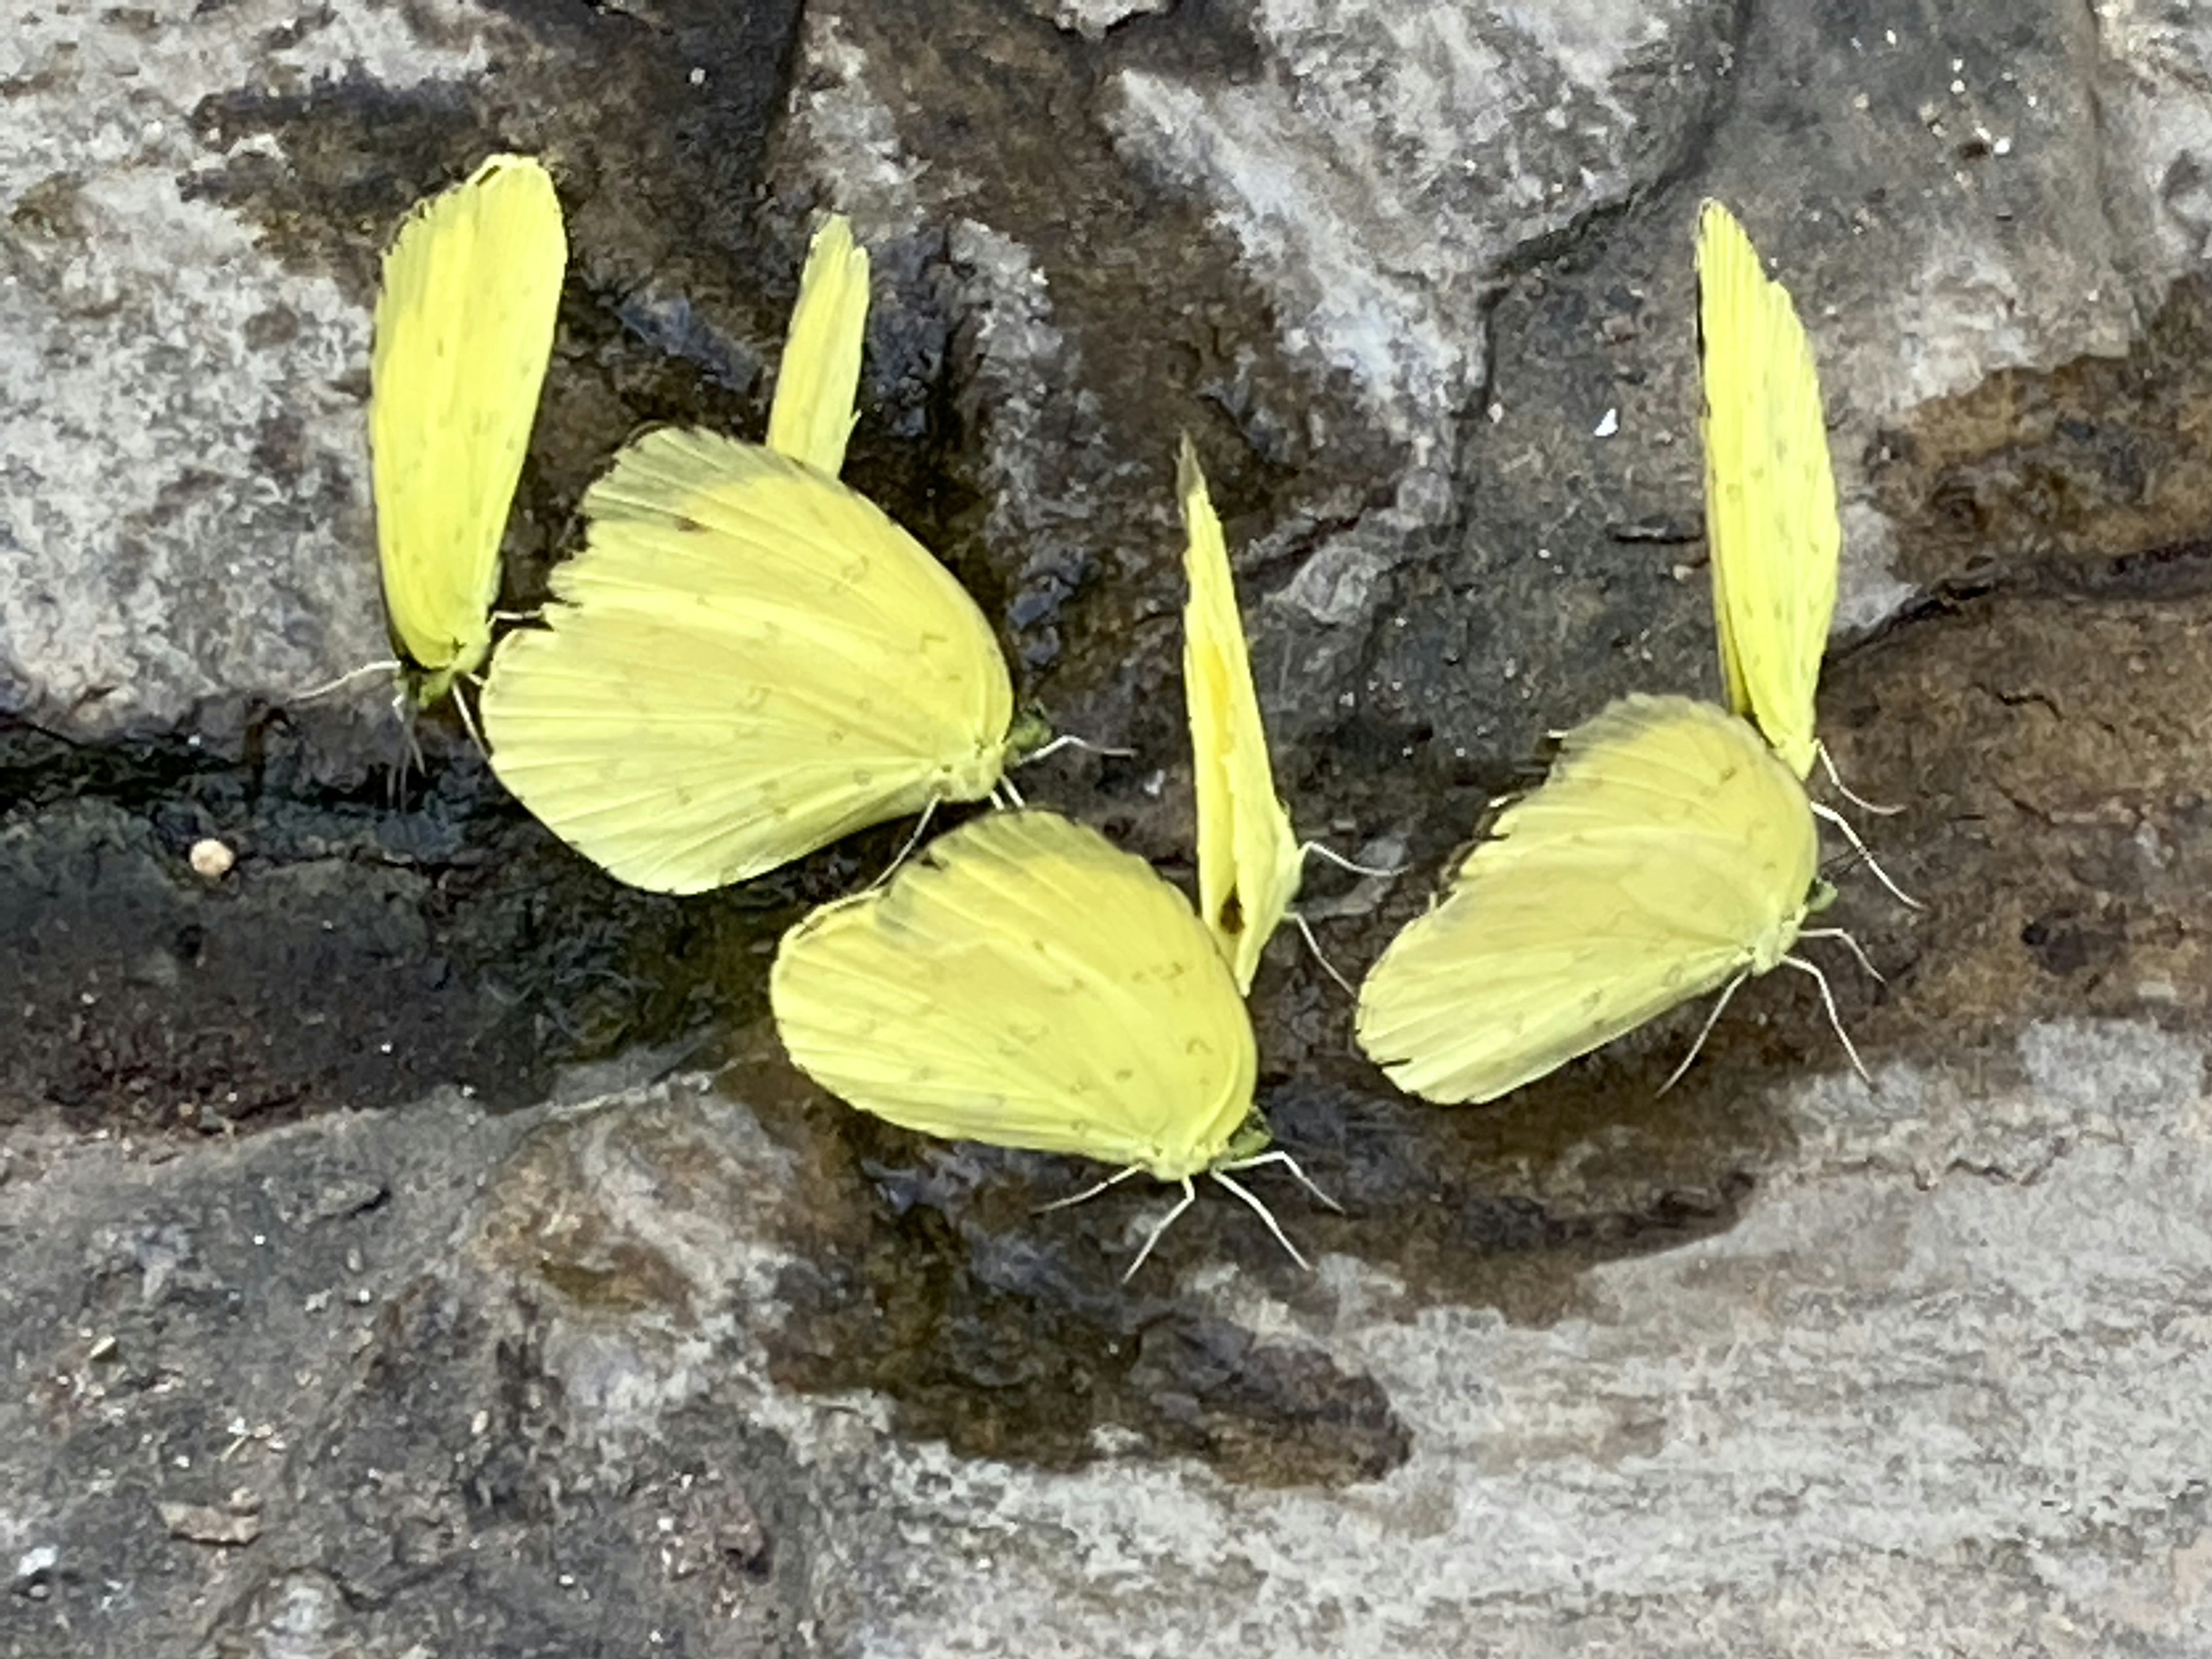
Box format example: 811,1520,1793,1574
7,0,2212,1654
3,1021,2208,1655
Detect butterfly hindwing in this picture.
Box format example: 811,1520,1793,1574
1696,199,1839,779
770,810,1259,1179
370,154,566,706
482,434,1013,893
1355,695,1819,1104
766,213,869,476
1180,438,1302,991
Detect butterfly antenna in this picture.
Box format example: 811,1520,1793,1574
1220,1147,1345,1214
1810,801,1922,911
1299,839,1406,880
1208,1170,1312,1270
1657,970,1748,1096
1798,925,1886,985
1290,912,1358,998
1122,1178,1198,1282
1816,740,1904,817
290,659,402,703
1021,733,1138,765
869,799,939,892
1033,1162,1143,1215
1781,954,1871,1085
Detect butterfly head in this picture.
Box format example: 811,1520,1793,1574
1005,707,1054,763
400,661,457,710
1219,1115,1273,1166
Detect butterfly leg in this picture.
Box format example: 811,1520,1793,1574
1208,1171,1312,1271
1035,1162,1144,1214
1299,839,1407,880
1657,971,1749,1096
1782,954,1871,1085
1290,912,1358,997
1816,740,1904,817
1810,802,1923,912
869,798,939,892
386,692,426,808
1221,1147,1345,1214
1798,926,1886,984
452,679,490,757
992,777,1028,810
1122,1178,1199,1282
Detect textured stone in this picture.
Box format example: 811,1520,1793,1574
7,0,2212,1654
3,1022,2209,1655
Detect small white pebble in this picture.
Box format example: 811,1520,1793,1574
188,838,236,880
1593,407,1619,438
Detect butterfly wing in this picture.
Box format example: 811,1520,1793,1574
1179,438,1302,991
1355,695,1819,1104
482,433,1014,893
771,810,1259,1180
370,154,566,706
766,214,869,476
1695,199,1838,779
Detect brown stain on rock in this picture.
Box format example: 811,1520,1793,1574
1825,590,2212,1061
1870,274,2212,593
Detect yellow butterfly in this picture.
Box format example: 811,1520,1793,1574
1179,438,1302,990
482,434,1025,892
770,809,1334,1277
1357,207,1899,1105
370,154,566,710
765,214,869,475
483,214,1032,892
1696,198,1839,782
1355,695,1862,1105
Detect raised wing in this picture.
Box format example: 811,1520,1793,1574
371,154,566,705
1180,437,1302,991
482,433,1012,892
1355,695,1819,1104
766,213,869,476
770,810,1258,1180
1696,199,1839,779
